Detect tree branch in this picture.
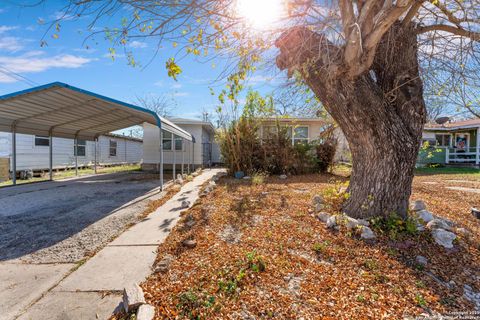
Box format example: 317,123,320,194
417,24,480,41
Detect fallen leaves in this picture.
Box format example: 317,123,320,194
138,172,479,319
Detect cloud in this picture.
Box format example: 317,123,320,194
0,25,16,34
154,80,163,87
0,52,93,83
128,41,148,49
173,91,189,97
102,52,125,59
171,83,182,89
51,11,75,21
0,36,24,52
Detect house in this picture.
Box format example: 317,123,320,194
258,117,350,162
419,118,480,166
0,132,143,174
142,118,220,171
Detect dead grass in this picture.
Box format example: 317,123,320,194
138,172,479,319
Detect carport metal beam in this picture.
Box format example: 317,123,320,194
49,131,53,180
11,124,16,185
159,129,164,191
181,138,185,176
173,136,176,182
94,137,98,174
74,136,78,176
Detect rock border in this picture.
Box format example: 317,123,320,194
310,196,464,249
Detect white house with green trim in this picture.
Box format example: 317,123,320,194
419,118,480,166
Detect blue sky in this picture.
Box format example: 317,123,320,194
0,1,281,123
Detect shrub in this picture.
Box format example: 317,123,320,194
315,137,337,173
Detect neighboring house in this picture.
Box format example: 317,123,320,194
258,118,350,162
142,118,219,171
0,132,143,173
419,118,480,166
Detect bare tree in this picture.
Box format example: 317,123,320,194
134,94,174,118
50,0,480,219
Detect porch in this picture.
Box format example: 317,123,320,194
419,126,480,166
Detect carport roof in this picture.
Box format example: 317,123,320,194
0,82,193,142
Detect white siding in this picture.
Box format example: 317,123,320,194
0,132,142,171
143,122,204,166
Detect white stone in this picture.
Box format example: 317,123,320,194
411,200,426,211
326,216,337,228
416,255,428,266
357,219,370,227
427,218,452,231
123,284,145,313
360,226,376,239
243,176,251,180
279,174,287,179
136,304,155,320
431,229,456,249
317,212,331,223
345,216,360,230
415,210,434,223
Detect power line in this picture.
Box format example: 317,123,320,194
0,66,39,87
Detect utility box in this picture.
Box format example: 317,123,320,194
0,157,10,182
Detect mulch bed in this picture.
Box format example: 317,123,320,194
138,172,479,319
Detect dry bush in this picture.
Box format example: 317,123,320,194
218,119,338,176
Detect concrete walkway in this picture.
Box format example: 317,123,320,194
8,168,224,320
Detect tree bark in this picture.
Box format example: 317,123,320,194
276,22,426,219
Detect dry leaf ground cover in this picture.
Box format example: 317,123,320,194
139,168,480,319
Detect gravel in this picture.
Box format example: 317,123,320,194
0,172,168,263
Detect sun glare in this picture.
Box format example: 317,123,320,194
236,0,284,29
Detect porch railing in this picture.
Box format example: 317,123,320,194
445,146,480,164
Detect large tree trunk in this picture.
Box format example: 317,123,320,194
277,23,426,219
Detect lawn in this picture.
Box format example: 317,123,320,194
134,169,480,319
0,164,142,188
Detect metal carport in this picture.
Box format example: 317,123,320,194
0,82,194,188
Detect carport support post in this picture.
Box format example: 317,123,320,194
49,131,53,181
11,124,16,185
173,135,176,182
74,137,78,176
94,138,98,174
159,128,164,191
181,138,185,176
192,141,195,172
187,140,191,174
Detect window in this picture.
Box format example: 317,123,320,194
162,130,172,150
75,139,86,157
109,140,117,156
175,135,183,151
435,134,451,147
293,126,309,145
35,136,50,146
